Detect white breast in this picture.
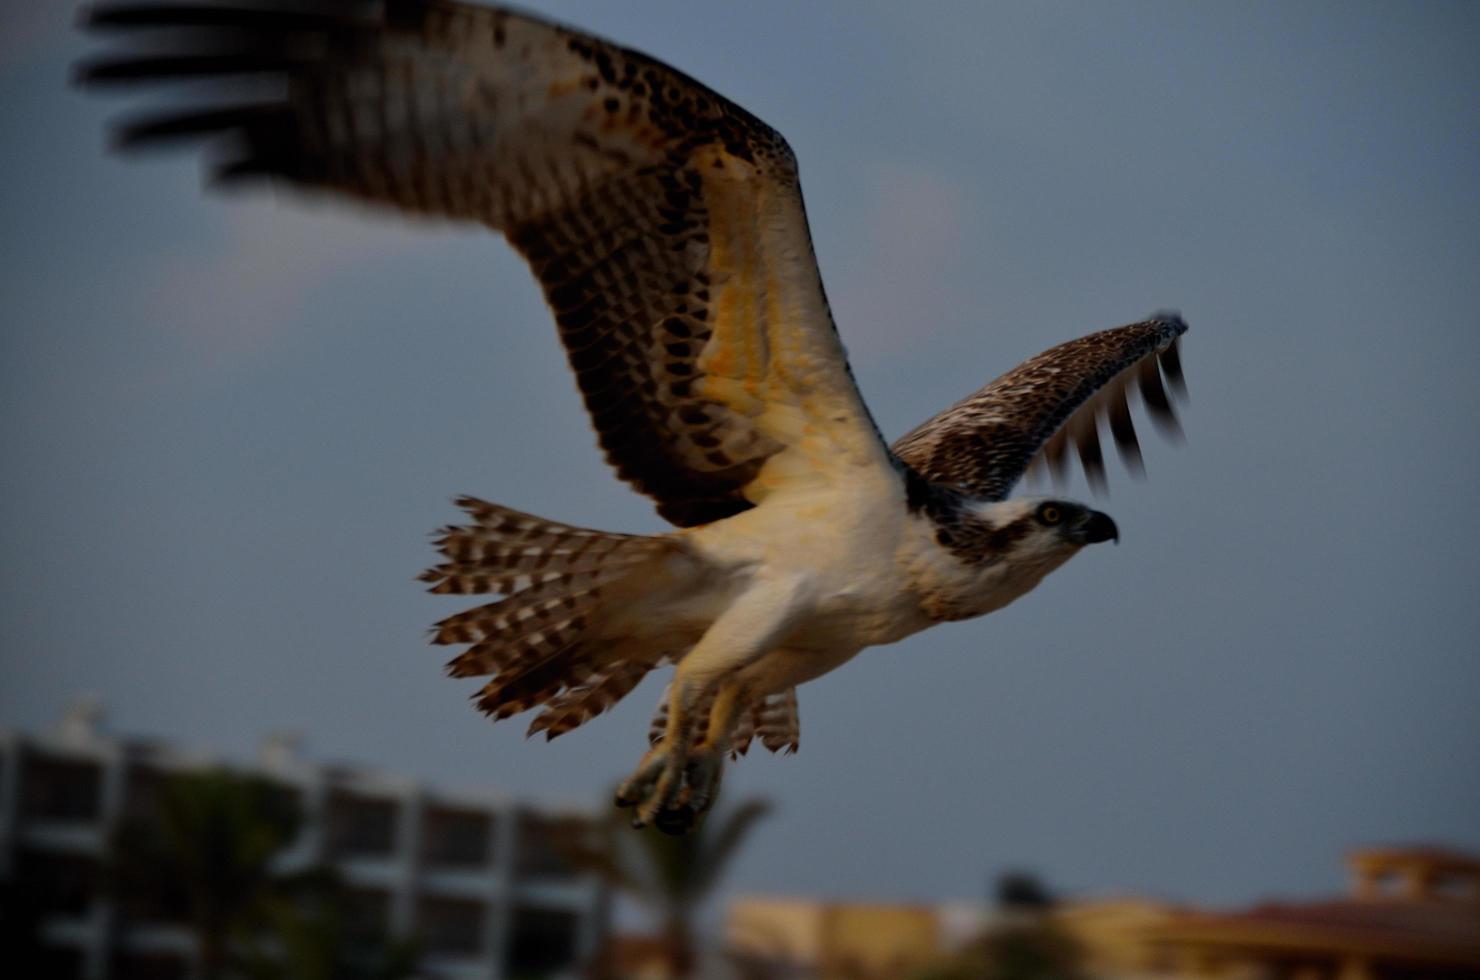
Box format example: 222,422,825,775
686,472,935,652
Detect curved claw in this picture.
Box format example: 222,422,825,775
614,747,668,810
617,742,730,834
654,804,698,835
617,740,687,828
634,754,685,826
684,750,725,816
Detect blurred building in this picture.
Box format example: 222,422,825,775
728,892,1179,979
726,847,1480,980
727,897,941,978
0,701,607,980
1141,845,1480,980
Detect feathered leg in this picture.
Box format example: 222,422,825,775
616,575,804,831
617,680,700,832
617,681,748,833
682,682,748,820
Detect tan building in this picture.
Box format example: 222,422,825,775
1056,897,1183,977
1141,846,1480,980
725,846,1480,980
727,897,941,979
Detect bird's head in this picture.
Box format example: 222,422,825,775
923,495,1120,621
968,496,1119,570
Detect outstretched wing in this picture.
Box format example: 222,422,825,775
79,0,891,526
892,315,1188,499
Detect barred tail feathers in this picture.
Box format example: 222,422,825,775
525,660,660,741
422,496,678,731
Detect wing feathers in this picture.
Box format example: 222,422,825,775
79,0,892,527
110,104,294,148
1137,350,1183,439
1106,386,1144,476
1072,410,1107,494
79,53,311,83
1160,334,1188,399
892,314,1188,499
83,4,354,31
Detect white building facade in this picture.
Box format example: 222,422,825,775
0,702,608,979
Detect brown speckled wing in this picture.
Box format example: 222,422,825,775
892,316,1188,500
80,0,891,526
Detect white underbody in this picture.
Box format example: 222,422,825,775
600,466,1072,699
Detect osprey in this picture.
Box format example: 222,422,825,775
80,0,1189,833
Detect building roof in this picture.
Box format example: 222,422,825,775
1348,843,1480,874
1145,898,1480,967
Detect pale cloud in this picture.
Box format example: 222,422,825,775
828,161,974,361
0,1,70,75
135,163,969,372
137,199,434,365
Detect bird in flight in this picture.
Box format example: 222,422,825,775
80,0,1188,833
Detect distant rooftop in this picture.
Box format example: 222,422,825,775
1144,844,1480,975
1346,843,1480,903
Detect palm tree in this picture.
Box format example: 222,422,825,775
108,768,417,979
236,869,421,980
109,768,301,979
570,798,771,979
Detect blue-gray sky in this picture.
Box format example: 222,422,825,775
3,0,1479,911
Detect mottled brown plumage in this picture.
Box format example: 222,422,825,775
893,316,1187,500
80,0,872,528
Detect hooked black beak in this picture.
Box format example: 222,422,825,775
1077,510,1119,545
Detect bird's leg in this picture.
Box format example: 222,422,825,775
616,575,803,832
615,678,744,834
619,680,751,833
613,680,704,823
613,740,672,811
640,676,702,830
684,681,748,816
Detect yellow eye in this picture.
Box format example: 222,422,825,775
1039,505,1061,525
